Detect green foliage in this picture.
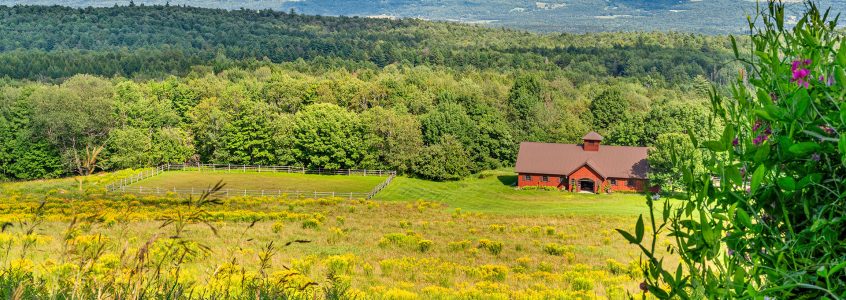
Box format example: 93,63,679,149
290,103,367,170
0,5,735,84
589,89,629,131
647,133,703,193
622,2,846,299
414,135,473,181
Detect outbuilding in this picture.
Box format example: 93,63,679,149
515,132,651,193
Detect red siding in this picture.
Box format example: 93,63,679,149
583,141,600,151
518,165,651,193
517,173,566,189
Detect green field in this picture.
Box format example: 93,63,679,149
0,169,676,298
127,170,387,193
376,170,656,216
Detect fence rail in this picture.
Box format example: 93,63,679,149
106,164,397,199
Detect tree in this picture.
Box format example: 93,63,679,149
290,103,366,170
360,107,424,174
415,135,472,181
30,75,116,176
646,133,701,193
506,74,543,138
589,89,629,132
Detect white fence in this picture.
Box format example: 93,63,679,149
106,164,396,199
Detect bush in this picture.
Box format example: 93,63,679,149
620,3,846,298
519,186,559,191
542,243,573,256
477,239,503,255
301,218,321,230
417,240,433,253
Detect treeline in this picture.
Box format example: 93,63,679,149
0,65,714,181
0,5,736,84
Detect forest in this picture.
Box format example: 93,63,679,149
0,4,723,183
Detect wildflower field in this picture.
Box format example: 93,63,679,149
127,170,387,193
0,169,668,299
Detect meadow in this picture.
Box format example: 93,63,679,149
127,170,387,194
0,170,667,299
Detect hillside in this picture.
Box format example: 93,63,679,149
1,0,843,34
0,5,735,82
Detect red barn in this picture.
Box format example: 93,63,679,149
515,132,651,193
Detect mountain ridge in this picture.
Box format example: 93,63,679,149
1,0,843,34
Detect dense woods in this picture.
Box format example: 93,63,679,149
0,4,723,181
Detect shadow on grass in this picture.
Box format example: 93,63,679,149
497,175,517,187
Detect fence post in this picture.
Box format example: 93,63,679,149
244,189,247,196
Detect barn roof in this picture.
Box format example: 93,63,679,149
582,131,604,141
515,142,649,179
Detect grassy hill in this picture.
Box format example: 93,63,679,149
376,170,655,216
0,169,666,298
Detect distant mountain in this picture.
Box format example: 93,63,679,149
0,0,843,34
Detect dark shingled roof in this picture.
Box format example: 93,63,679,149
515,142,649,179
583,131,604,141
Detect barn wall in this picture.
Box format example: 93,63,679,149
517,173,566,189
604,178,648,192
569,166,603,192
519,168,652,193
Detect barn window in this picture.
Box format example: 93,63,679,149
524,175,532,181
542,176,549,182
610,179,617,185
627,179,635,187
559,176,566,183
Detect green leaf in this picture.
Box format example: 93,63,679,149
764,105,787,121
615,229,638,244
754,109,774,121
704,141,727,152
753,145,770,163
726,167,743,187
840,135,846,157
793,89,811,116
700,210,714,245
736,208,753,228
635,215,644,243
756,89,773,105
789,142,821,156
777,177,796,191
730,35,739,58
750,165,766,194
838,44,846,66
720,124,735,146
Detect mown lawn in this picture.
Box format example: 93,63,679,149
128,170,387,193
375,170,659,216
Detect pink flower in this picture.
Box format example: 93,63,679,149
791,59,812,88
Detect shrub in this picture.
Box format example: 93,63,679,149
477,239,503,255
569,276,594,291
417,240,433,253
324,254,357,275
476,264,509,282
378,232,422,250
619,3,846,298
271,221,285,233
520,186,559,191
488,224,506,233
301,218,321,230
542,243,573,256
